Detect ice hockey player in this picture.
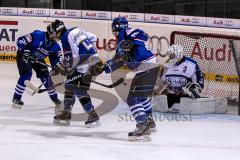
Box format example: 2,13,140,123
104,16,160,141
48,19,102,127
12,27,62,109
161,44,204,112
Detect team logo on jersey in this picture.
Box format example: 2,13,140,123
183,65,187,73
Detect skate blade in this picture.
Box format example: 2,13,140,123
128,135,151,142
85,120,101,128
53,119,70,126
11,103,22,109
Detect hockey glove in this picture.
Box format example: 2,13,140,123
119,40,134,52
89,61,105,76
182,82,202,98
104,54,128,74
50,62,70,76
22,49,33,63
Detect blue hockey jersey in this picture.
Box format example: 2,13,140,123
117,27,155,64
105,27,156,73
17,30,61,66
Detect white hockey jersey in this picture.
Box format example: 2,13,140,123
161,56,204,94
60,27,98,73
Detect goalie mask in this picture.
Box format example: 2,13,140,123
167,44,183,65
112,16,128,36
47,19,66,42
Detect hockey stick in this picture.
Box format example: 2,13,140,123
25,77,126,94
35,60,51,67
92,78,126,88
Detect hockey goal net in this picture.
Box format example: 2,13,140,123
170,31,240,115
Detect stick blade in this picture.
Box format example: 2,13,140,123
24,80,39,93
110,78,125,88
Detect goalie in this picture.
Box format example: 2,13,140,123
160,44,204,112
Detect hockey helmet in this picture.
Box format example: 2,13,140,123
167,44,183,65
47,19,66,42
112,16,128,36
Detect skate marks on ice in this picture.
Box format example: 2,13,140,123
16,128,128,141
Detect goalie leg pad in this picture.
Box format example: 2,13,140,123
179,97,227,114
152,95,168,112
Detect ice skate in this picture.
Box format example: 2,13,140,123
85,110,101,128
53,110,71,125
128,121,151,141
53,99,62,106
147,114,157,132
53,100,64,115
12,99,24,109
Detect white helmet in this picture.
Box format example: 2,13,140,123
167,44,183,65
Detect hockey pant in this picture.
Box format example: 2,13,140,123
127,67,159,123
63,70,94,113
166,93,190,108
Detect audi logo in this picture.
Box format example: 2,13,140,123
224,20,233,26
67,11,77,16
129,15,138,20
192,18,199,24
0,9,13,14
97,13,107,18
35,10,46,15
148,36,170,57
161,16,169,22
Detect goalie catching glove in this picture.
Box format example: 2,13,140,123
182,82,202,98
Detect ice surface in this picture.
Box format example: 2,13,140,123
0,62,240,160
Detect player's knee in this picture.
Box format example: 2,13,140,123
79,96,91,106
36,71,49,79
127,96,137,106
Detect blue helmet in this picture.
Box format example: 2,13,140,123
112,16,128,36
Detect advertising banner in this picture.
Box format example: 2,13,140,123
145,14,174,24
82,10,111,20
0,7,17,16
207,17,240,29
112,12,144,22
50,9,81,19
175,15,207,26
18,8,50,17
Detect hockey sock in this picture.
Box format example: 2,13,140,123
40,77,59,102
128,96,147,122
141,98,152,117
129,104,147,122
13,73,32,100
